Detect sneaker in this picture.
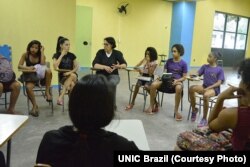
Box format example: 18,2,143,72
191,108,198,122
198,118,208,127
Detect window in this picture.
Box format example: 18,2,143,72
211,12,249,50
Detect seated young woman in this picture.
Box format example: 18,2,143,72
208,58,250,150
144,44,187,120
18,40,52,117
53,36,78,106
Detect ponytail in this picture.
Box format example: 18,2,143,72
56,36,69,53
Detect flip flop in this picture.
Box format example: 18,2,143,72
125,104,134,111
45,94,52,102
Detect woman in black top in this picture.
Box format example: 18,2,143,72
18,40,52,116
53,37,78,106
36,74,139,167
92,37,127,109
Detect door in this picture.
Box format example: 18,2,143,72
76,6,93,69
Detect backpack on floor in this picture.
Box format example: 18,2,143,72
0,56,15,83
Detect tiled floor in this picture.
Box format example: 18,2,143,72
0,67,240,167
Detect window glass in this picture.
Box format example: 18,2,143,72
213,13,226,31
226,15,237,32
238,17,248,34
235,34,246,50
224,33,235,49
211,31,224,48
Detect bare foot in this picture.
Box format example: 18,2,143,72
144,107,154,115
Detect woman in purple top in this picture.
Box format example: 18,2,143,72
208,58,250,150
145,44,187,121
189,52,225,127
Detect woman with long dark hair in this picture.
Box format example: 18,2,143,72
18,40,52,116
36,75,139,166
53,36,78,106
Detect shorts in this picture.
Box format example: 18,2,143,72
1,81,14,92
59,72,78,84
158,83,176,93
137,73,153,87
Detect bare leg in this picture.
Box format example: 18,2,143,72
145,80,162,113
58,73,77,101
174,84,182,115
26,82,37,112
203,89,216,120
7,81,21,114
189,85,204,111
131,84,140,105
45,68,52,100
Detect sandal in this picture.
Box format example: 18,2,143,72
29,106,39,117
57,99,64,106
45,95,52,102
175,112,182,121
125,104,134,111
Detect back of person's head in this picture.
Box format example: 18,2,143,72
211,51,222,60
171,44,184,56
238,58,250,90
104,37,116,49
56,36,69,53
145,47,158,62
27,40,41,56
69,74,115,131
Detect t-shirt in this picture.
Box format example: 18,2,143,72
198,64,225,88
142,60,158,74
232,107,250,150
164,58,188,79
53,52,76,70
92,49,127,76
36,126,139,167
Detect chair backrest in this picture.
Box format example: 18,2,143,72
0,44,12,62
154,65,164,80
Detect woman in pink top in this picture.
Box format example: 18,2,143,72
125,47,158,111
208,58,250,150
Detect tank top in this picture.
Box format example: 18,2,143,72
25,54,41,66
231,106,250,150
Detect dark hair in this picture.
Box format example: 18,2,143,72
26,40,41,56
145,47,158,62
238,58,250,90
69,74,115,131
172,44,184,56
104,37,116,49
56,36,69,53
211,51,222,60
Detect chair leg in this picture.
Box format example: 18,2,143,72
181,95,183,112
187,104,192,120
128,85,134,104
142,89,147,112
4,92,7,109
161,93,164,107
199,98,202,114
